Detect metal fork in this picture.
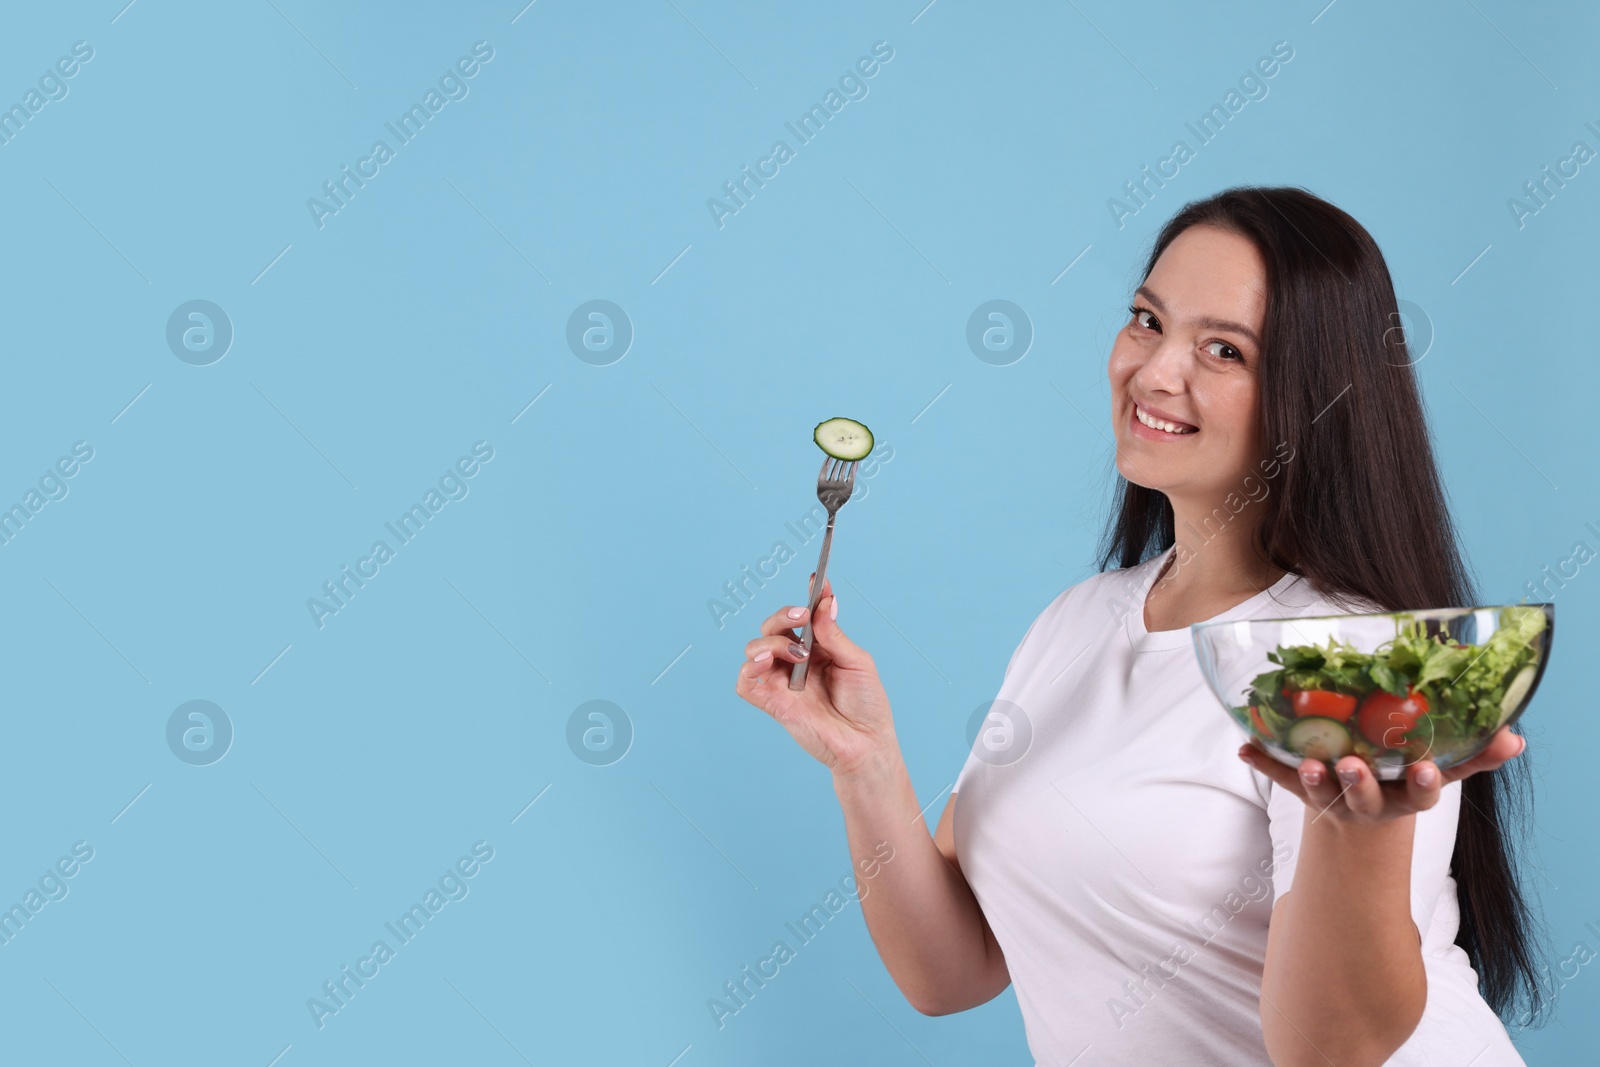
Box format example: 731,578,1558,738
789,456,858,690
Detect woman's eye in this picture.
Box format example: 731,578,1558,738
1126,306,1242,361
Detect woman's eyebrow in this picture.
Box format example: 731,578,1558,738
1135,286,1261,348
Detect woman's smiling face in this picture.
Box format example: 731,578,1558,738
1108,223,1269,508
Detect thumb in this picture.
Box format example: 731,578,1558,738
810,594,873,670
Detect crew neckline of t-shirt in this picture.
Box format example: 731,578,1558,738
1122,544,1303,651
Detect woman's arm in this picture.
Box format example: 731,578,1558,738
834,756,1011,1015
732,576,1009,1017
1243,729,1526,1067
1260,811,1425,1066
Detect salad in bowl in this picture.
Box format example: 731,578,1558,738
1191,604,1552,781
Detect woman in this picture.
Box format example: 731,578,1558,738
733,186,1545,1066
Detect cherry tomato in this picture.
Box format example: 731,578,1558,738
1356,686,1430,749
1282,688,1358,722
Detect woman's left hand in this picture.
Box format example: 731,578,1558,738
1238,726,1527,825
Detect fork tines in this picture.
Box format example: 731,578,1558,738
818,457,858,503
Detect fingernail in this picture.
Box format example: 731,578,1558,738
1517,735,1528,757
753,649,771,661
1337,766,1361,785
829,595,838,621
1300,762,1324,785
1416,765,1437,787
786,606,805,620
787,641,808,659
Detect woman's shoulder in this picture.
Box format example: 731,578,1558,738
1017,552,1170,641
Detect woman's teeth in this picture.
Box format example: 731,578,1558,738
1135,405,1196,434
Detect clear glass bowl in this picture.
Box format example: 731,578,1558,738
1191,604,1554,781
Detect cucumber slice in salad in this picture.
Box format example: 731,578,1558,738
1497,664,1537,727
1285,716,1353,762
814,417,874,461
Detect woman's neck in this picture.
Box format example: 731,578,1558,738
1156,497,1288,602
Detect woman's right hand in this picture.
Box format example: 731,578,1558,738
733,572,898,779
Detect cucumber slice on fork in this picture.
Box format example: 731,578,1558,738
814,417,874,461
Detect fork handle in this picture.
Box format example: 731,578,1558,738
788,514,837,690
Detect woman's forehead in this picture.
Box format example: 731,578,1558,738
1147,226,1268,335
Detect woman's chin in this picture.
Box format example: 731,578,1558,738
1113,451,1160,490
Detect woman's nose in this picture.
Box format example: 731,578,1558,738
1131,337,1189,394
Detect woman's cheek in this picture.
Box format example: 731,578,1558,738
1107,342,1137,385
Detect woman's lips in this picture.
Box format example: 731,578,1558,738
1129,402,1199,440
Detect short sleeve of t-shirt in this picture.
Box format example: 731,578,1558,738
1263,772,1464,950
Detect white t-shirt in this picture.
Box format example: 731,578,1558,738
952,544,1525,1067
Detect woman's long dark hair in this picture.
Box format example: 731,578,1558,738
1098,185,1548,1025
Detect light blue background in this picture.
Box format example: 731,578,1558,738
0,1,1594,1063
